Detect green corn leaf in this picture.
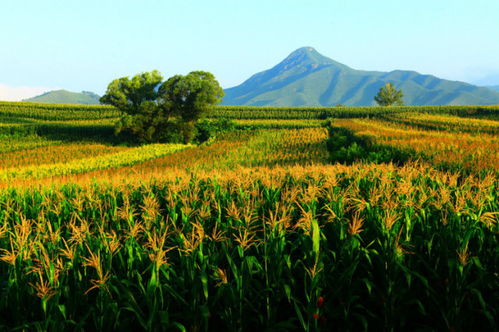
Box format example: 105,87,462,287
312,218,320,260
172,322,187,332
58,304,67,320
201,272,209,301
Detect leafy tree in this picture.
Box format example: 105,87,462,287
374,83,404,106
195,118,236,144
100,70,163,115
158,71,224,122
100,70,224,143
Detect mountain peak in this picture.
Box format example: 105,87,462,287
277,46,348,71
288,46,319,56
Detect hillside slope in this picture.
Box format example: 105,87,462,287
24,90,100,105
223,47,499,106
485,85,499,92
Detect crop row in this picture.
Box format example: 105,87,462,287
2,101,499,121
0,144,190,181
0,121,116,146
0,136,63,154
3,113,497,189
233,119,326,129
209,105,499,119
0,165,496,330
330,118,499,174
383,113,499,134
0,102,119,120
1,128,330,188
0,143,129,169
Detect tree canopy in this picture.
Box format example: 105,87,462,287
100,70,163,115
100,70,224,143
158,71,224,122
374,83,404,106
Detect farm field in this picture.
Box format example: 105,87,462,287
0,102,498,331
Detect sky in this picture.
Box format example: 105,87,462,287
1,0,498,100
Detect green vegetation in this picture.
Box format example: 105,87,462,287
101,70,224,143
0,100,497,331
326,124,412,164
222,47,499,106
0,144,189,180
24,90,101,105
2,101,499,122
374,83,404,106
0,169,497,331
211,105,499,120
195,118,236,143
0,101,118,120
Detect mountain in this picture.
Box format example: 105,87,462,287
24,90,101,105
485,85,499,92
222,47,499,106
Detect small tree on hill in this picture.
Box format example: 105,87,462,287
101,70,224,143
374,83,404,106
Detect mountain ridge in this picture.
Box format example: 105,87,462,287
485,85,499,92
222,47,499,106
24,90,101,105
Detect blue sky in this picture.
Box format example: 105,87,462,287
1,0,498,98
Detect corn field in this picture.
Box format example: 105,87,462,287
2,101,499,121
0,102,497,331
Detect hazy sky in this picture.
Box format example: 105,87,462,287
1,0,498,97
